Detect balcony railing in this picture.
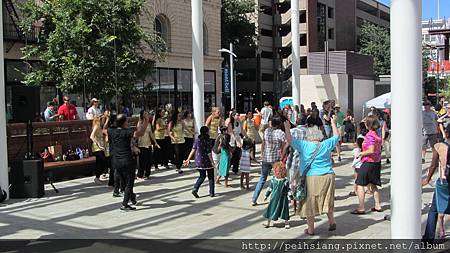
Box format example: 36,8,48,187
3,21,40,42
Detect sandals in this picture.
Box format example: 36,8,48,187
262,223,271,228
329,223,337,231
351,209,366,215
371,207,383,212
304,229,315,236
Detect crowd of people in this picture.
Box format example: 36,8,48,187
76,96,395,234
44,94,450,239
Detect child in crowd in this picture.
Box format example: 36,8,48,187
237,137,254,190
184,126,215,198
263,162,293,229
216,131,232,187
349,135,365,196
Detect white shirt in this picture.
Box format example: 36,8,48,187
260,107,272,125
86,106,101,120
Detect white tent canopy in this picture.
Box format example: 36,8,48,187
364,92,391,109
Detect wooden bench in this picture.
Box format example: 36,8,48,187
43,157,97,192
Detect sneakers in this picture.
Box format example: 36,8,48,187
192,191,200,198
251,202,257,206
131,199,138,206
120,205,136,211
113,192,122,197
210,194,216,197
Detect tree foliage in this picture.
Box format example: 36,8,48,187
221,0,256,50
358,21,390,76
19,0,166,99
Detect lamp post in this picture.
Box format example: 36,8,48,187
219,44,237,110
0,0,9,200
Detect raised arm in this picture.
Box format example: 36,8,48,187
331,115,339,137
134,113,150,138
284,120,292,145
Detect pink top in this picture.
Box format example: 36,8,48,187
361,130,382,163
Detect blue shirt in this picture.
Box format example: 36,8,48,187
292,135,339,176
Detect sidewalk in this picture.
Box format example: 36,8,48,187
0,146,436,239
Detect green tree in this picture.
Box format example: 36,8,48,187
358,21,390,76
221,0,256,50
19,0,166,100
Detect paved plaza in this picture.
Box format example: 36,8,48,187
0,145,438,239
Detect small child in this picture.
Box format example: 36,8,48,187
216,132,232,187
238,137,254,190
349,135,365,196
262,162,293,229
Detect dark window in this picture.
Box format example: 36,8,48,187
260,6,272,15
260,28,272,37
317,3,327,51
300,57,307,69
154,15,170,51
328,7,334,19
262,73,274,81
203,24,208,55
300,33,307,46
380,11,390,22
328,28,334,40
300,11,307,23
261,51,273,59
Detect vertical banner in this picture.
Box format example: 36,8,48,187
223,64,230,94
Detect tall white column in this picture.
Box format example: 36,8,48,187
390,0,422,239
0,3,9,200
291,0,300,106
230,43,235,109
192,0,204,133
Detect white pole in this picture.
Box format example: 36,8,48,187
437,0,440,20
291,0,300,106
230,43,235,109
390,0,422,239
0,3,9,200
192,0,205,133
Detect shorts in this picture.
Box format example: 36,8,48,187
355,162,381,187
422,134,438,149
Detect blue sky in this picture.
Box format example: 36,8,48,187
378,0,450,20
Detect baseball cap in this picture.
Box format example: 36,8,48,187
91,98,99,102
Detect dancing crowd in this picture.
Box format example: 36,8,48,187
80,97,400,236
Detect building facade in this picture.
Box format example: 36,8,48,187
3,0,222,122
144,0,222,111
235,0,389,111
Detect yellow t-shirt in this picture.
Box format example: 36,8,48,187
155,118,167,140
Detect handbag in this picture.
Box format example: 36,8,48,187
294,143,322,201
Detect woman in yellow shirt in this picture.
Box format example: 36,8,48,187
206,107,223,146
137,110,159,179
154,108,169,168
168,111,186,174
243,111,258,160
183,110,195,159
90,116,107,184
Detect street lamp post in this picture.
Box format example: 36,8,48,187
0,0,9,200
219,44,237,110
